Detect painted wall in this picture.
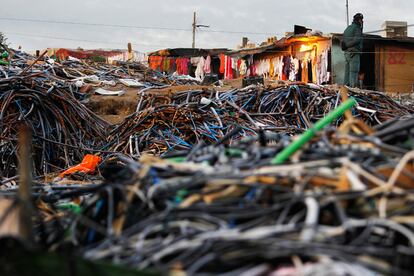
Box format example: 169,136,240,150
383,45,414,93
331,41,346,85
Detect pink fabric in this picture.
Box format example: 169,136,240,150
204,55,211,74
176,57,189,75
224,56,233,79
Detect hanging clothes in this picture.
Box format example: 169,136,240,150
289,57,298,81
204,55,211,74
239,59,247,76
308,59,313,82
159,57,165,72
316,54,322,84
224,56,233,79
231,57,238,78
169,57,176,73
163,57,170,73
269,58,275,77
274,56,283,80
175,58,182,75
219,54,225,74
301,59,308,83
176,57,190,75
195,56,205,81
318,49,330,84
296,61,302,81
250,61,259,76
149,56,162,71
190,57,200,66
282,56,291,80
312,55,317,84
211,56,221,75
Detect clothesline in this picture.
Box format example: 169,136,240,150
148,46,331,84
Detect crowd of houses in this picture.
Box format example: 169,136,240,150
46,22,414,93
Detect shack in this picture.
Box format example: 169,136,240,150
46,48,147,64
227,31,414,93
148,48,230,80
228,33,332,85
331,34,414,93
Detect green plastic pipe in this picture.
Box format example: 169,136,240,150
271,97,357,165
0,60,8,65
57,203,81,214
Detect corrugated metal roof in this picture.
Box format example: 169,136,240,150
331,33,414,45
227,35,331,57
148,48,230,57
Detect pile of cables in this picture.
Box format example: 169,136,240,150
112,84,412,157
0,48,202,178
21,113,414,276
0,75,108,177
107,104,259,156
141,84,410,125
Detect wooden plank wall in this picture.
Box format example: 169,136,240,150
383,45,414,93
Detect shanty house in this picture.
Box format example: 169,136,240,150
148,48,230,80
331,34,414,93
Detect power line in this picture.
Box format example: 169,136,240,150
4,31,246,49
0,17,277,36
0,17,190,32
4,16,412,38
365,24,414,34
2,17,413,51
4,32,187,48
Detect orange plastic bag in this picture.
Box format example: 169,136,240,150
59,154,101,178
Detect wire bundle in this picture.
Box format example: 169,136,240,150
43,115,414,275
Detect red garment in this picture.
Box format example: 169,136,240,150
182,58,189,75
176,58,182,74
149,56,163,70
160,57,165,72
250,64,257,76
219,54,225,74
175,58,181,74
59,154,101,178
175,57,189,75
149,56,156,70
225,56,233,79
168,57,174,72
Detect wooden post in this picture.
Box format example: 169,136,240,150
192,12,196,48
127,42,133,61
18,125,33,242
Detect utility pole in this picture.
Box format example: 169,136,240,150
192,11,209,48
18,125,33,243
192,12,196,48
346,0,349,26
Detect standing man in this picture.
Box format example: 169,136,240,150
342,13,364,87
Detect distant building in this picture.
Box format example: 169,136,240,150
382,21,408,39
147,23,414,93
331,33,414,93
45,48,147,64
227,27,414,93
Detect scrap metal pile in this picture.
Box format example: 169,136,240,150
0,50,199,99
0,65,108,177
0,50,200,178
0,49,414,275
110,84,411,156
32,113,414,275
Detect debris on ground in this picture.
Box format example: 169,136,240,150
0,48,414,276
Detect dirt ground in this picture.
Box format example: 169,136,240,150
86,79,244,125
86,85,139,124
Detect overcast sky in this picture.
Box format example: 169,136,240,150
0,0,412,53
